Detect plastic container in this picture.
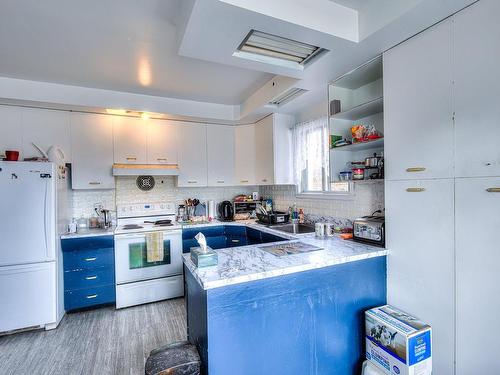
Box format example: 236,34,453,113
339,171,352,181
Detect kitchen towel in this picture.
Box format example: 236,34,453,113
146,231,164,263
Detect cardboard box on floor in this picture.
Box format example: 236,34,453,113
365,305,432,375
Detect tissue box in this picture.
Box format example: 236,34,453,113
190,246,218,268
365,305,432,375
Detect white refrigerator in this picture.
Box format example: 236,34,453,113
0,161,68,332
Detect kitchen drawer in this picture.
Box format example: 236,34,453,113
64,267,115,291
226,236,248,248
63,248,114,271
64,284,115,311
61,236,114,252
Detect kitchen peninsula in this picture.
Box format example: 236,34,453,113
183,224,387,375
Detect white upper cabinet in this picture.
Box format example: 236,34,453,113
255,116,275,185
383,19,454,180
70,113,114,189
22,108,71,162
147,119,178,164
113,116,147,164
455,177,500,375
177,122,207,187
454,0,500,178
386,179,455,374
254,114,293,185
207,124,234,186
234,124,256,185
0,106,22,159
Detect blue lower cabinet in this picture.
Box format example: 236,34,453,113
246,227,263,245
64,267,115,291
62,235,115,312
64,284,115,311
182,225,287,252
63,247,114,270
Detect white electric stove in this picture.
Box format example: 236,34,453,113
114,202,184,309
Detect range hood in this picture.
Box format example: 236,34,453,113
112,163,180,176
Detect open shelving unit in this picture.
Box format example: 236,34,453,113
330,97,383,121
328,56,384,187
330,137,384,152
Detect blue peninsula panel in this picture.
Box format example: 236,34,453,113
185,255,387,374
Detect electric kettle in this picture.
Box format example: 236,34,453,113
218,201,234,222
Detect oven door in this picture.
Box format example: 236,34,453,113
114,229,182,284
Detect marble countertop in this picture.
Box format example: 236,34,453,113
183,221,388,290
60,227,116,239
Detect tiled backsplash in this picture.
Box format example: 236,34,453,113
70,176,257,220
259,182,384,224
70,177,384,226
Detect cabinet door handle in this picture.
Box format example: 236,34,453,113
157,158,167,162
84,257,97,262
486,188,500,193
406,167,426,173
231,239,240,243
85,276,98,280
126,157,137,161
217,180,225,184
86,294,98,299
406,188,426,192
88,181,101,185
240,180,249,183
262,179,268,182
187,181,197,184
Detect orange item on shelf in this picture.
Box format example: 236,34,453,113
340,233,353,240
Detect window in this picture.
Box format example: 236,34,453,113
293,117,330,193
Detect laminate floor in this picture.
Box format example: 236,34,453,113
0,298,187,375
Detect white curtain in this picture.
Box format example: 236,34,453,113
293,116,329,192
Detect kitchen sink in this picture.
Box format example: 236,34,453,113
271,223,316,234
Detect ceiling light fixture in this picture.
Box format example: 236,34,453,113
234,30,327,70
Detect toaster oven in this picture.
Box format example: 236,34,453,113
233,201,261,219
353,215,385,247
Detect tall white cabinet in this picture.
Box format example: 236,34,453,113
177,122,208,187
207,124,234,186
384,19,454,181
113,116,148,164
254,113,293,185
146,119,178,165
70,113,114,189
234,124,256,185
453,1,500,373
385,1,500,374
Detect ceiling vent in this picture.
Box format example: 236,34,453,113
234,30,327,70
269,87,308,106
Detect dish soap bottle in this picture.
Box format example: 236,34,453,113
298,208,305,224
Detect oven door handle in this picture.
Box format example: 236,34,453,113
115,229,182,239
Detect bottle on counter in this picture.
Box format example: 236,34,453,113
298,208,305,224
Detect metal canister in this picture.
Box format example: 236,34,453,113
315,222,326,237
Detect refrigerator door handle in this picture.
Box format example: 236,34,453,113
43,179,49,259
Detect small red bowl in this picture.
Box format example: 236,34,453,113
5,150,20,161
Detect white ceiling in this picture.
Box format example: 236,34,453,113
0,0,477,122
0,0,272,105
330,0,368,11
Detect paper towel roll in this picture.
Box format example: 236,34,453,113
207,200,215,220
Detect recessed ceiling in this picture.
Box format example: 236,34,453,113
0,0,272,105
330,0,368,11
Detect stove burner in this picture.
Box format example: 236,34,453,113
122,224,144,230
